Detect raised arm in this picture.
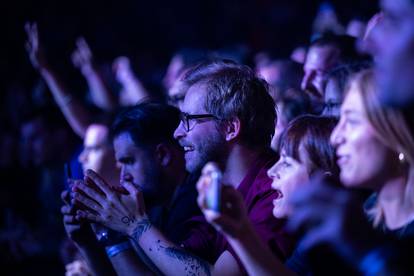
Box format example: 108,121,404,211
25,22,91,138
113,56,152,105
72,37,117,111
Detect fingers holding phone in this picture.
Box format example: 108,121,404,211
197,163,251,238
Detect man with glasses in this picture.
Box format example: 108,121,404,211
105,60,294,275
70,60,294,275
176,60,294,274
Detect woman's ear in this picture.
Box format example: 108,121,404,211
224,117,241,142
155,144,172,167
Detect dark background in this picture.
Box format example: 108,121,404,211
3,0,378,93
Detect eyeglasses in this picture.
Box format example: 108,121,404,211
180,112,217,132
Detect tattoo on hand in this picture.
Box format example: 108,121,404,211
121,215,136,226
160,245,210,276
131,218,151,240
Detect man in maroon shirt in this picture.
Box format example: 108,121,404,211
75,60,294,275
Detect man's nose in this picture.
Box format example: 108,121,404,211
301,72,312,91
174,122,186,140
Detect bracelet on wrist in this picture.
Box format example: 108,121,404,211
105,241,132,258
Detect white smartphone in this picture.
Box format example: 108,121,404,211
205,170,222,212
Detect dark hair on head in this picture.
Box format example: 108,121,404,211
310,33,371,64
326,62,373,101
181,59,240,85
279,115,339,177
276,88,313,125
174,59,240,101
265,59,303,100
111,102,180,149
182,59,276,149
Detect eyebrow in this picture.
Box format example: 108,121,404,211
117,156,133,163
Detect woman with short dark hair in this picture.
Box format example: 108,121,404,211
197,114,339,276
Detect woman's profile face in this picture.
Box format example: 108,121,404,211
267,148,310,218
330,82,393,190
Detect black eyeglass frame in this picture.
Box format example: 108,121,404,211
180,112,218,132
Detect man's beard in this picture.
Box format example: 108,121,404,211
186,131,227,174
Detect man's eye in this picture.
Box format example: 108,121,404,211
326,102,339,109
383,13,401,28
120,158,134,165
282,161,291,168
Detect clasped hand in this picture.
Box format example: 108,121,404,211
72,169,148,236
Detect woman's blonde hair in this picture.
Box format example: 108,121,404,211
348,69,414,227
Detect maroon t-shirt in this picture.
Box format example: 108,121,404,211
181,151,296,272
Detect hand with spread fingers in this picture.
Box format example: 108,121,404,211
72,169,148,236
197,162,251,239
24,22,49,70
71,37,94,75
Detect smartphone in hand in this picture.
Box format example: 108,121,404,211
205,170,222,212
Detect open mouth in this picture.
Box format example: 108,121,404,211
337,155,349,167
273,189,283,201
183,146,194,153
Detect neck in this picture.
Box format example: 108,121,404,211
378,174,414,230
168,147,188,193
165,169,187,195
223,144,263,188
157,162,187,207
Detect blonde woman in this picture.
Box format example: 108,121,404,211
330,69,414,233
288,69,414,275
